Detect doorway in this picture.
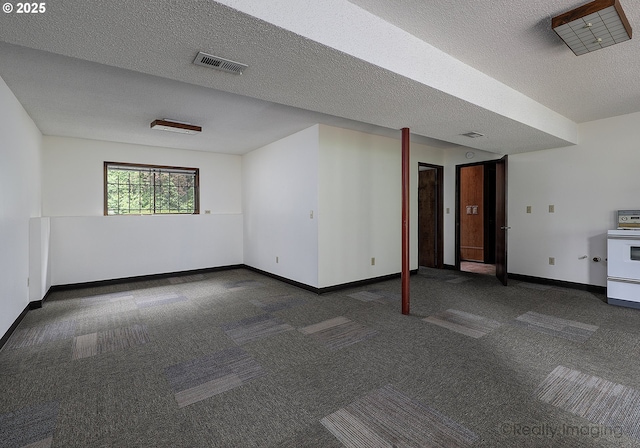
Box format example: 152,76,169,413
418,163,444,269
455,157,508,284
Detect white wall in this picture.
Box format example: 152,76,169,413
242,126,319,287
29,217,51,301
318,126,399,287
313,116,638,289
42,136,243,285
0,75,42,338
318,125,448,288
43,136,241,216
508,112,640,287
50,215,242,285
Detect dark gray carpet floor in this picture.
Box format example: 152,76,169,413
1,267,639,447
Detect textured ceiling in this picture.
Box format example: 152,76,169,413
0,42,454,154
349,0,640,123
0,0,637,155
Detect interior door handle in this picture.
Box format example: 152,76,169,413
500,226,511,230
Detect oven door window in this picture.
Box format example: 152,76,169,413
632,246,640,261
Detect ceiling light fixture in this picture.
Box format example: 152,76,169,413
150,119,202,135
552,0,632,56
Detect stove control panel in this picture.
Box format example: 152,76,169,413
618,210,640,229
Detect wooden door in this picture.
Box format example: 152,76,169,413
418,168,437,267
495,155,508,285
459,165,484,262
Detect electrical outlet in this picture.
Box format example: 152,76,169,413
526,206,531,214
446,208,450,214
371,257,375,266
310,210,314,219
549,257,555,265
549,205,555,213
204,210,211,214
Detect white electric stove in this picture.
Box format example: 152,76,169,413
607,210,640,308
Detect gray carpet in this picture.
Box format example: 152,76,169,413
135,293,188,309
535,365,640,441
0,401,58,448
423,308,502,339
1,266,639,447
6,321,77,350
512,311,598,343
299,316,378,351
71,324,150,360
165,346,266,409
250,295,306,313
222,314,295,345
347,291,385,302
321,384,478,447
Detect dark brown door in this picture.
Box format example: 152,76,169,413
418,164,443,268
495,155,508,285
419,168,437,267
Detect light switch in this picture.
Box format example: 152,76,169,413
549,205,555,213
526,206,531,214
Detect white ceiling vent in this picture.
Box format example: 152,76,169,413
193,51,247,74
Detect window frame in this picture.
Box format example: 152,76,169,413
103,161,200,216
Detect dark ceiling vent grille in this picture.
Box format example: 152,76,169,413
193,51,247,74
461,131,484,138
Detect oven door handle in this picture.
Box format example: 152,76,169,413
608,277,640,285
608,235,640,241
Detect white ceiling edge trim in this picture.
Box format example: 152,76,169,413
217,0,578,146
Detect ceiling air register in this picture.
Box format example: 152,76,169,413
193,51,247,74
552,0,632,55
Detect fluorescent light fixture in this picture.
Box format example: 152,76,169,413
552,0,632,56
150,119,202,134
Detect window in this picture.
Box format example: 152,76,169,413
104,162,199,215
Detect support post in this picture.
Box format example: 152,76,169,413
401,128,410,315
